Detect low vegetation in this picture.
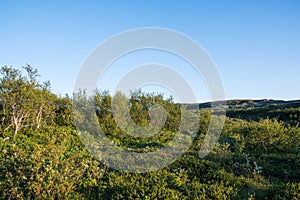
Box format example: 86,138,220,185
0,65,299,199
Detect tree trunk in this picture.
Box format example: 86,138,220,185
36,106,43,129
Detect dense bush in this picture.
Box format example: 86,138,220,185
0,126,107,199
1,66,299,199
1,119,299,199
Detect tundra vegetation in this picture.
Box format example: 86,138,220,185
0,65,299,199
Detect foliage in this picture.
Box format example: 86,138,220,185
0,126,107,199
0,66,299,199
0,65,58,139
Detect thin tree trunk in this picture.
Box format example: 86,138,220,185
36,106,43,129
11,106,25,139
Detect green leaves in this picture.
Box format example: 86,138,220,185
0,66,299,199
0,65,58,139
0,126,106,199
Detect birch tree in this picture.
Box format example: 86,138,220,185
0,65,55,140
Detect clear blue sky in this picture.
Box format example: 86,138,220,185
1,0,299,102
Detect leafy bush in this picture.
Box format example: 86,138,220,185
0,66,299,199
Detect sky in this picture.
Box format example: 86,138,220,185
1,0,299,102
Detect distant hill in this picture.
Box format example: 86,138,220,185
225,99,300,109
184,99,300,126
